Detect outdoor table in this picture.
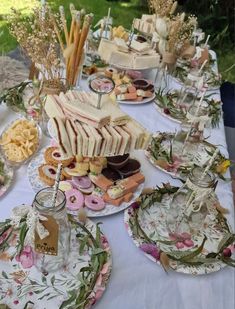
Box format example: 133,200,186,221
0,71,234,309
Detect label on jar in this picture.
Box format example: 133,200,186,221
34,215,58,256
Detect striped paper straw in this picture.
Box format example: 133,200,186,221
51,163,63,207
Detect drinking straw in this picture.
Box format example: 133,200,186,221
204,35,210,48
182,120,195,155
199,59,208,74
200,148,219,179
105,8,111,38
51,163,63,207
195,90,206,116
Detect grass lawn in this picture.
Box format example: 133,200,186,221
0,0,234,82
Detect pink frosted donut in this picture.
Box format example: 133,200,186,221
85,195,105,211
65,189,84,210
72,176,92,189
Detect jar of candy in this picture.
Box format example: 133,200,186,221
33,187,71,273
167,166,215,234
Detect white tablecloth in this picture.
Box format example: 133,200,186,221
0,77,234,309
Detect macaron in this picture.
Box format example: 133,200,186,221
65,189,84,211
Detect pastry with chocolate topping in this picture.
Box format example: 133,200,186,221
107,153,130,169
117,158,141,177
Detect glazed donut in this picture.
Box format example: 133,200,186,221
85,194,105,211
65,189,84,211
44,147,74,167
72,176,92,189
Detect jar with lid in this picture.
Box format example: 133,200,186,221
166,166,216,235
33,187,71,273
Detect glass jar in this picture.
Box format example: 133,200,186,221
33,187,71,273
167,166,215,234
186,101,210,130
185,69,204,90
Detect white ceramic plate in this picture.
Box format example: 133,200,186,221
27,149,144,218
118,94,155,105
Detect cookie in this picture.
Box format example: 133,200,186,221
44,147,74,167
38,164,64,186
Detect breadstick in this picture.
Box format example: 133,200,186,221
69,3,76,45
73,14,93,85
68,12,81,84
59,6,69,46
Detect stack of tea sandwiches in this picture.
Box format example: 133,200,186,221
45,89,151,158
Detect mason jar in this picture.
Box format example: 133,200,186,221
33,187,71,273
167,166,215,234
186,101,211,131
185,69,204,90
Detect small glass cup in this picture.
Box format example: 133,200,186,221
88,73,115,109
33,187,71,273
167,167,215,234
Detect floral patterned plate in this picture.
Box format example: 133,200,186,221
170,51,221,91
145,131,229,180
0,217,112,309
27,149,145,217
0,155,14,198
124,184,235,275
154,90,221,128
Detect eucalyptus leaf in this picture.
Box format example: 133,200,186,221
1,271,8,279
0,305,11,309
59,290,77,309
217,233,235,253
92,248,105,255
180,236,207,262
50,275,55,286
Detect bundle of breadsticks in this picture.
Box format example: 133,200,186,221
50,4,93,86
